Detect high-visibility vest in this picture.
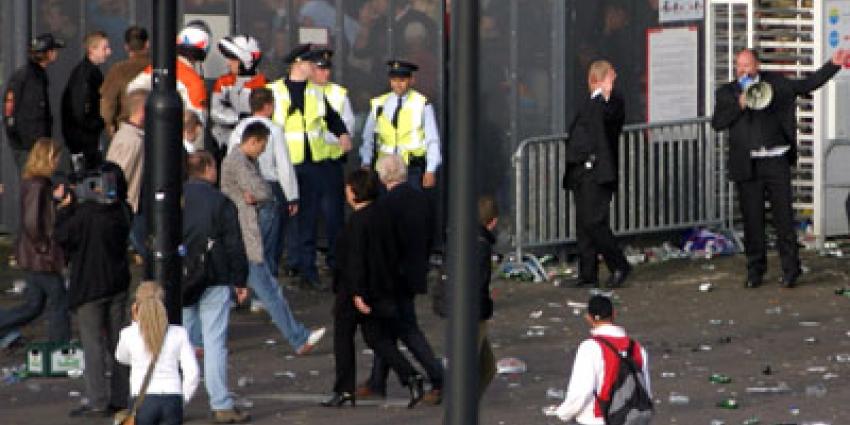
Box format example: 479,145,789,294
320,83,347,160
370,90,428,164
267,79,331,164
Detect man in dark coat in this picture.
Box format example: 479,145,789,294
62,31,112,169
357,154,443,404
323,168,423,408
181,150,251,423
54,161,130,417
561,60,630,288
3,33,64,169
711,48,847,288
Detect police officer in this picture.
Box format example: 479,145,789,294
267,44,353,288
360,60,442,190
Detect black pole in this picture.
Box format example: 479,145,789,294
445,0,479,424
146,0,184,324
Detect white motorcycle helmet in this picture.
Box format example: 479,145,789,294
218,35,262,75
177,20,211,62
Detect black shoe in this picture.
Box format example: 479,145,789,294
606,265,631,288
321,392,355,407
407,375,425,409
780,270,801,288
745,277,762,288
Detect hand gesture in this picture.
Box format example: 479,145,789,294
235,287,250,304
422,172,436,189
243,191,257,205
353,295,371,315
339,134,353,153
832,49,848,67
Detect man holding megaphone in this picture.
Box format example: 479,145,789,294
712,48,848,289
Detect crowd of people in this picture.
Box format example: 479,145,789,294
0,12,450,423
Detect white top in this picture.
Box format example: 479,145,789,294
228,116,300,202
360,91,442,172
115,323,200,402
554,324,651,425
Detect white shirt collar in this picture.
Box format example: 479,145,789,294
591,88,603,99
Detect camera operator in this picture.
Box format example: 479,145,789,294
54,161,132,417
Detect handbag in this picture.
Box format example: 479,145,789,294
113,337,165,425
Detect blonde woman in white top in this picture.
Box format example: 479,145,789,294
116,282,199,425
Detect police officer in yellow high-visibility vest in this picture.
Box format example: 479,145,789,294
360,60,442,189
267,44,353,289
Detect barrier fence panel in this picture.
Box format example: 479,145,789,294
513,117,733,259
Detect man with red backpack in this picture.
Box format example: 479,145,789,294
549,295,653,425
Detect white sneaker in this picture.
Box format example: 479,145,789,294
296,327,326,355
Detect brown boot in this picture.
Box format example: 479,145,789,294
422,388,442,405
354,385,386,399
212,408,251,423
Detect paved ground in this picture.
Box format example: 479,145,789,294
1,238,850,424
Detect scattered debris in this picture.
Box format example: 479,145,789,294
496,357,527,375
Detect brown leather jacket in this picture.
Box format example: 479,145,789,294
16,176,64,273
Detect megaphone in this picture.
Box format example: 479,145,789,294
744,81,773,110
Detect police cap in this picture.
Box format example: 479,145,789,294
387,60,418,77
283,43,314,64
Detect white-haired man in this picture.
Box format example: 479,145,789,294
358,154,444,404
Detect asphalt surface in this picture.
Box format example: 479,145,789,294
1,242,850,425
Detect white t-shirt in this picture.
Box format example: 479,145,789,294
115,322,200,402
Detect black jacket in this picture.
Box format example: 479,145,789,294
379,182,431,295
3,61,52,151
476,226,495,321
562,90,625,189
711,61,840,182
61,57,105,154
182,179,248,302
335,202,400,318
54,200,131,310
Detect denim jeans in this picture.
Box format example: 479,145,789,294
131,394,183,425
259,181,291,278
182,285,234,411
247,263,309,350
129,213,148,262
0,271,70,343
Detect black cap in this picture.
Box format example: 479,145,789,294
387,60,418,77
283,43,314,64
312,49,334,68
587,295,614,321
30,33,66,53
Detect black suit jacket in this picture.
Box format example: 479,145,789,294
61,57,105,154
561,90,625,189
711,61,840,182
379,182,431,295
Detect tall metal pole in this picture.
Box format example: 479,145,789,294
146,0,184,324
445,0,479,423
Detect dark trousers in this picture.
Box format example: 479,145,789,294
77,292,129,410
367,294,443,392
569,167,628,282
360,312,419,389
131,394,183,425
736,156,800,279
0,271,70,343
286,160,344,282
331,293,358,394
12,148,29,170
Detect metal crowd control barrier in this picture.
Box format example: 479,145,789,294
512,117,733,259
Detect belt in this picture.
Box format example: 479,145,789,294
408,155,426,169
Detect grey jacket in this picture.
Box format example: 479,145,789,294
220,147,271,263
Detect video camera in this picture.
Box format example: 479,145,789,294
64,154,121,205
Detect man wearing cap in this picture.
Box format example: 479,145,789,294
3,33,65,169
267,44,353,289
61,30,112,170
546,295,652,424
360,59,442,190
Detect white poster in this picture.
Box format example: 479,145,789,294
659,0,705,23
825,1,850,76
648,27,699,122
